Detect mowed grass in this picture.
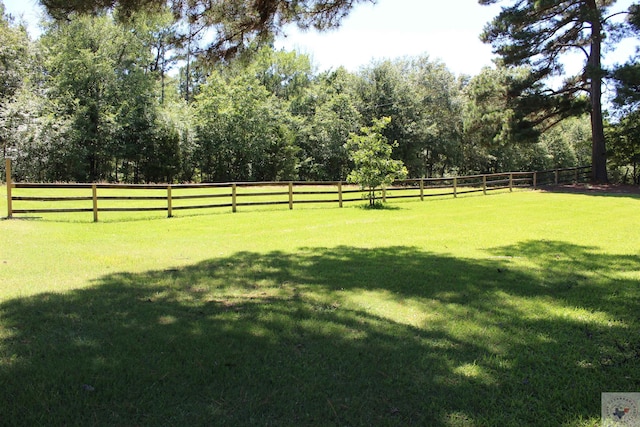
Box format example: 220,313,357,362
0,185,639,426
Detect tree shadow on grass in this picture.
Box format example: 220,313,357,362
539,184,640,200
0,243,638,425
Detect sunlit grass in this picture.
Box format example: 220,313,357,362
0,187,639,425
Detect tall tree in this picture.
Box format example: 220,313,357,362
248,46,314,101
607,111,640,183
0,1,32,161
0,3,29,104
124,8,180,104
40,0,374,61
480,0,634,183
194,70,298,181
463,66,540,173
41,14,161,181
356,57,463,178
295,67,362,180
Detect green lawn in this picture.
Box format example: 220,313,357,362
1,186,639,426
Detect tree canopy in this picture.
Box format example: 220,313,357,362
40,0,375,61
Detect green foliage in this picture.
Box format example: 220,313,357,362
194,71,298,181
607,111,640,184
538,117,591,168
612,61,640,113
355,57,463,178
248,46,314,101
0,4,34,171
0,6,29,103
462,66,519,172
609,8,640,184
1,11,199,184
345,117,408,206
294,67,362,180
38,14,159,181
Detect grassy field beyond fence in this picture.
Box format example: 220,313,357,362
0,187,638,426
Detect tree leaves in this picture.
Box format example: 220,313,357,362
345,117,408,206
40,0,374,62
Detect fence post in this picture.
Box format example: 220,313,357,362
92,184,98,222
167,185,173,218
574,167,579,183
5,158,12,219
482,175,487,196
554,169,559,185
338,182,343,208
288,182,294,210
420,179,424,201
453,177,457,198
232,183,237,213
533,172,537,189
509,173,513,192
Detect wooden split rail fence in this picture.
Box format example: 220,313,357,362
3,159,590,222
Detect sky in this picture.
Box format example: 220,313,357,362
3,0,638,77
274,0,504,76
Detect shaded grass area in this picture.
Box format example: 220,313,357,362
1,189,639,425
1,243,639,425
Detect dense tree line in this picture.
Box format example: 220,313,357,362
0,1,637,184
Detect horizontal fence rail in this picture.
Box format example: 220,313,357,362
3,161,591,222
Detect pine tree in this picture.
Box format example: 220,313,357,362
481,0,635,182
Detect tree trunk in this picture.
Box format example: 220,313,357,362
587,0,608,183
185,29,192,103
